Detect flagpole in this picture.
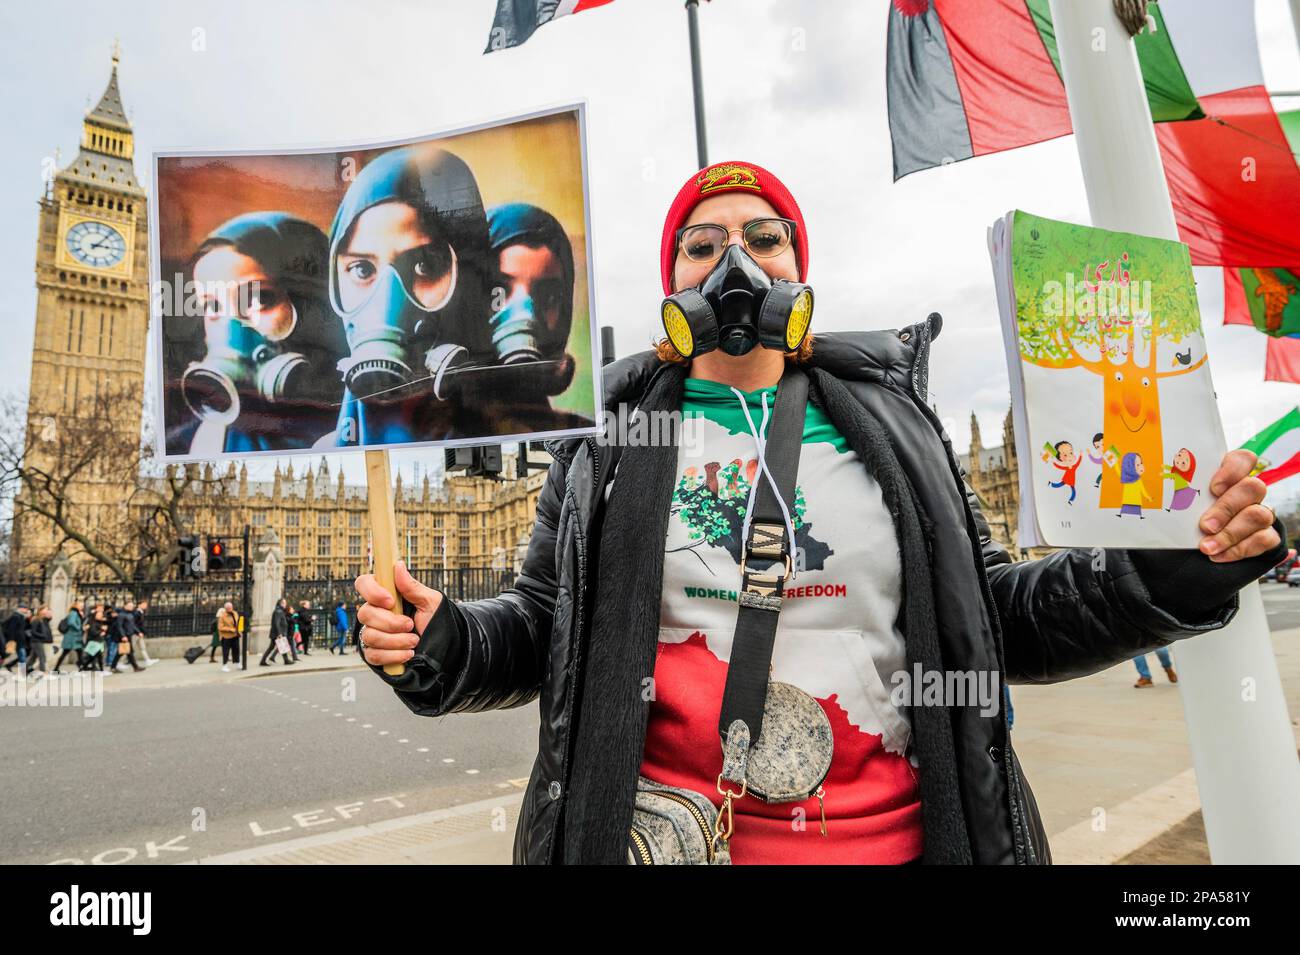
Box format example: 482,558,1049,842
1049,0,1300,864
685,0,709,167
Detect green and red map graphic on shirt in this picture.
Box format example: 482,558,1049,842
643,378,925,863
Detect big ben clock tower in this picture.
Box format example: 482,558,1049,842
11,49,150,571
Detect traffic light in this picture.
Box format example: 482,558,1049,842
178,535,200,579
207,539,227,572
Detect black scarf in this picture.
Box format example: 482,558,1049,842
562,362,972,864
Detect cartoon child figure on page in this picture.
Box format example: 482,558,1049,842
1162,447,1201,512
1042,440,1082,505
1106,449,1153,518
1088,432,1105,489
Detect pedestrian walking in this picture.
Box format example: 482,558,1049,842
110,602,144,673
295,600,314,655
259,598,296,666
52,601,84,673
214,602,241,671
81,603,109,672
103,605,127,670
1132,649,1178,688
111,605,144,670
25,606,53,680
2,605,30,673
331,601,350,655
131,598,158,666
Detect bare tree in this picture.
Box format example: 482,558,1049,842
0,383,224,582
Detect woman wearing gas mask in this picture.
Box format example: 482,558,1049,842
321,146,501,447
479,202,595,433
354,161,1285,865
176,212,347,454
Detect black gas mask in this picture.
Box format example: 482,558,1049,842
660,244,813,359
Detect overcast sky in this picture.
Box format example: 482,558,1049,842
2,0,1298,503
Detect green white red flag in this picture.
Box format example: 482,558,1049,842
1241,407,1300,486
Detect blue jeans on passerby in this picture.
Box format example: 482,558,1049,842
1003,684,1014,730
106,638,118,669
1133,647,1173,680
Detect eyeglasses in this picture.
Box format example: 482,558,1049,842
675,217,797,264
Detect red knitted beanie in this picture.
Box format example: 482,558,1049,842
659,160,808,295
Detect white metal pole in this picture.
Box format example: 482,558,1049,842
1049,0,1300,864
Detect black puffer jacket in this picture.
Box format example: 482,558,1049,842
370,315,1284,864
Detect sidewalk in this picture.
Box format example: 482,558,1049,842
205,626,1299,864
59,647,367,693
998,623,1299,864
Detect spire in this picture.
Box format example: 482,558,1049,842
62,48,142,192
1004,405,1016,463
87,43,130,132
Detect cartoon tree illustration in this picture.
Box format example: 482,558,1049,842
1016,232,1207,510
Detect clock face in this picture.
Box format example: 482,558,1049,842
65,220,126,268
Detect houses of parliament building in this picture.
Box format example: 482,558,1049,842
8,54,547,581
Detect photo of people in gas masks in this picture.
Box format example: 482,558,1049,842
152,106,599,458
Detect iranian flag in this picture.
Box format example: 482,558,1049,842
1241,407,1300,486
888,1,1300,266
485,0,617,52
1221,108,1300,384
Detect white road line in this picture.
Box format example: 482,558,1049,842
193,792,524,865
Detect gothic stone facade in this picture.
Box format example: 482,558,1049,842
958,408,1021,555
156,455,547,581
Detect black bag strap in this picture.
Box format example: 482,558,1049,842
716,365,808,744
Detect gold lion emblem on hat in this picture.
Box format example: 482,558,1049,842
697,163,761,195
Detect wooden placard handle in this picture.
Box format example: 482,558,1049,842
364,449,405,677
